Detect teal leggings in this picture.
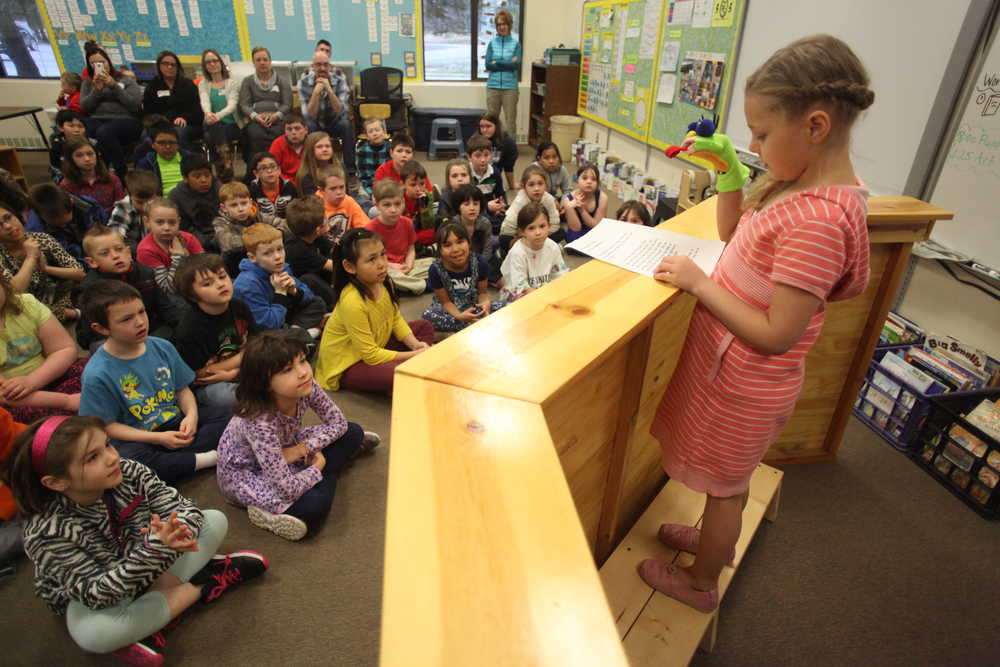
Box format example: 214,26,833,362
65,509,228,654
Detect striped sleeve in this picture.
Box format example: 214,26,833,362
24,515,177,613
770,200,848,301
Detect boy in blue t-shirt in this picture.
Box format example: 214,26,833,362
78,279,231,484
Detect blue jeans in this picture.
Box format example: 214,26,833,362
284,422,364,525
203,120,240,148
115,408,231,485
66,510,227,654
194,382,237,414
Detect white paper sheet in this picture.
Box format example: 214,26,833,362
319,0,330,31
660,40,680,71
263,0,275,30
692,0,713,28
136,0,149,15
669,0,694,25
245,0,254,15
101,0,116,20
656,72,676,103
565,219,725,278
154,0,169,28
284,0,294,16
639,0,662,59
188,0,202,29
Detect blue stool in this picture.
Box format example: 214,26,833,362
428,118,465,160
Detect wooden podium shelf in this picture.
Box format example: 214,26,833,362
381,195,951,665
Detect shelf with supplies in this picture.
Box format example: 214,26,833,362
528,62,580,148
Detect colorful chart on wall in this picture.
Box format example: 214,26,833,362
577,0,748,161
241,0,422,80
36,0,247,74
577,0,664,142
646,0,747,156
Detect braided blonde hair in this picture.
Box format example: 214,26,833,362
744,34,874,209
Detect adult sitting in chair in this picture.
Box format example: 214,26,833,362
79,44,142,179
298,51,357,187
142,50,204,151
239,46,291,164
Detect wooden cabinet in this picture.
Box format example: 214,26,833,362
0,145,27,191
528,62,580,147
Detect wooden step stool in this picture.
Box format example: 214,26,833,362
599,464,783,665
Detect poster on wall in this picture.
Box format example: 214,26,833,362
677,51,725,110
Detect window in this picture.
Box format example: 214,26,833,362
423,0,524,82
0,1,60,78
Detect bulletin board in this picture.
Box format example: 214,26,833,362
36,0,247,74
241,0,423,81
577,0,747,156
577,0,665,142
646,0,747,153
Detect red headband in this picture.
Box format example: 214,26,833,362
31,416,70,476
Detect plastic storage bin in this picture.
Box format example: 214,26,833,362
914,390,1000,519
853,346,996,452
550,115,584,168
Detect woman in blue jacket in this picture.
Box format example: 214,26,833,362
484,10,521,143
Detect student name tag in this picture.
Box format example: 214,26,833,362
157,89,171,97
270,86,279,93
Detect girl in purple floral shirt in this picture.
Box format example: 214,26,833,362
217,332,380,541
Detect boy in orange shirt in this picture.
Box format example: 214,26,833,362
313,164,369,241
267,111,309,183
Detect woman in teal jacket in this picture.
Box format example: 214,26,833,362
484,10,522,142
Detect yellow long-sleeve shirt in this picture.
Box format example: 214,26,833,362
315,283,413,390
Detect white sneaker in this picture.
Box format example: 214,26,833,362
247,505,308,541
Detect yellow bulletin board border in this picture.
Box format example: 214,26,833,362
577,0,661,143
35,0,65,72
578,0,749,160
232,0,253,61
408,0,424,82
645,1,748,154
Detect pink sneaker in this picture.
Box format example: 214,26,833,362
112,633,165,666
636,559,719,613
657,523,735,562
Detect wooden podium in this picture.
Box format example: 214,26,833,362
380,196,951,665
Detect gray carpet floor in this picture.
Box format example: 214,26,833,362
1,149,997,665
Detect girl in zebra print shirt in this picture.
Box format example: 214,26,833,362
2,415,269,666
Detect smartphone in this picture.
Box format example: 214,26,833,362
94,61,106,75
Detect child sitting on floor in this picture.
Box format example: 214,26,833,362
563,163,608,242
422,222,503,332
79,225,183,352
48,110,95,183
315,228,434,395
437,158,475,222
213,181,284,277
78,279,233,485
314,163,369,240
500,202,568,303
218,332,380,541
399,161,439,248
174,253,260,413
109,169,159,251
0,274,86,423
248,152,297,222
1,415,268,665
365,180,432,295
59,138,124,216
136,197,204,293
169,154,220,251
356,117,391,194
467,135,507,231
135,123,188,196
450,183,495,264
232,223,326,336
26,183,95,263
285,197,336,309
617,200,653,226
500,164,561,252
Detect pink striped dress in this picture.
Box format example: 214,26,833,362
651,186,871,496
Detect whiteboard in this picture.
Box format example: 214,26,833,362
928,12,1000,268
726,0,972,197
